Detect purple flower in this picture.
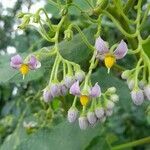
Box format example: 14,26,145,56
95,107,104,119
95,37,128,72
90,82,101,97
69,81,81,96
10,54,41,77
43,88,53,102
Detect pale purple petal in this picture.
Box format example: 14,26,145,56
10,54,23,69
43,88,53,102
95,37,109,54
90,82,101,97
69,81,81,96
28,55,41,70
113,40,128,59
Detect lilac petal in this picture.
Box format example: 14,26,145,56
90,82,101,97
113,40,128,59
43,88,53,102
28,55,41,70
10,54,23,69
69,81,81,96
95,37,109,54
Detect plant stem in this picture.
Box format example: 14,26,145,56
111,136,150,150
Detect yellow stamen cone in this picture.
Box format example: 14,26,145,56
104,55,116,73
19,64,29,79
80,95,89,106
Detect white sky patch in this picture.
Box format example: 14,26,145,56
0,0,17,9
7,46,16,54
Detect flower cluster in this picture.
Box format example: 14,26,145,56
10,54,41,79
95,37,128,73
43,70,85,102
67,81,119,130
121,70,150,105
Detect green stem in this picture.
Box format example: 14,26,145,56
112,136,150,150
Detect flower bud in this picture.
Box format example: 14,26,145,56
131,89,144,105
95,107,104,119
33,15,40,23
59,83,68,96
139,80,146,89
75,70,85,82
99,116,106,123
67,107,78,123
127,79,135,90
121,70,131,79
64,29,73,41
43,88,53,102
16,12,25,18
50,83,60,97
105,109,113,117
144,84,150,100
78,116,88,130
18,15,30,29
107,87,116,94
64,75,75,88
106,100,115,110
87,111,97,125
110,94,119,102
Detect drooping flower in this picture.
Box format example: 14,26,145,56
131,89,144,105
67,107,78,123
43,87,53,102
144,84,150,100
78,116,89,130
95,37,128,73
87,111,97,125
10,54,41,79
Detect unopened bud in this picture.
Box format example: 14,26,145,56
107,87,116,94
18,15,30,29
16,12,25,18
127,79,135,90
78,116,88,130
95,107,104,119
144,84,150,100
87,111,97,125
64,29,73,41
67,107,78,123
75,70,85,82
105,109,113,117
131,89,144,105
106,100,115,110
110,94,119,102
121,70,131,79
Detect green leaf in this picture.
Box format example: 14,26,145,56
1,120,106,150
